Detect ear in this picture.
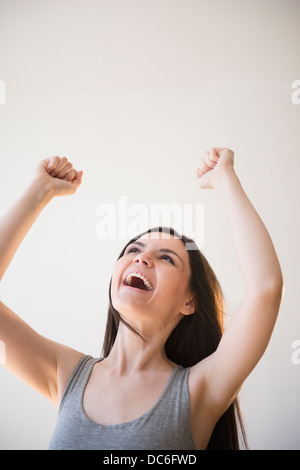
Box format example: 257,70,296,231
180,294,196,316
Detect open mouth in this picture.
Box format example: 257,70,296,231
123,272,154,291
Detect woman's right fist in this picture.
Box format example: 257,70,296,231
34,156,83,197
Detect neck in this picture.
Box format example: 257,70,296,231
103,322,177,375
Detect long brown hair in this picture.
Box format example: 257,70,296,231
101,226,248,450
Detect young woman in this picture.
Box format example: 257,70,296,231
0,149,284,450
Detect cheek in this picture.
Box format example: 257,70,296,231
110,275,118,301
157,272,188,300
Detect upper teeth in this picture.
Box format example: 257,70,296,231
125,272,154,291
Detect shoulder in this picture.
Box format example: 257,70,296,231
52,343,86,407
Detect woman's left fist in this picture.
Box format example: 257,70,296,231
196,148,234,189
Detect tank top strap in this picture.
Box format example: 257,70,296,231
58,355,101,416
154,365,191,413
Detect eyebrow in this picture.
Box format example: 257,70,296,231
126,241,184,264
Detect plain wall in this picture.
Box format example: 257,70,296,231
0,0,299,449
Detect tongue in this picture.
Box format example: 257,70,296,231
130,276,148,290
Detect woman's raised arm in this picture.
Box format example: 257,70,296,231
0,156,84,406
0,156,83,282
191,148,284,419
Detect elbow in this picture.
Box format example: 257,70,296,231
267,282,285,307
248,274,285,303
266,271,285,299
264,280,285,303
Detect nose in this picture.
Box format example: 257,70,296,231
133,252,154,267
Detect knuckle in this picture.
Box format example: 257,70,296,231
48,155,59,167
66,169,76,180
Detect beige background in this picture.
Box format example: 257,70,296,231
0,0,299,449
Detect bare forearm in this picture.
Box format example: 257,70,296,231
215,168,283,296
0,156,82,284
0,180,53,282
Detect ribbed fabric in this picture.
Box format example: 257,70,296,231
48,355,196,450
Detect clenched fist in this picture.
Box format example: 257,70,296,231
34,156,83,197
196,148,234,189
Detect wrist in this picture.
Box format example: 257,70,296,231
214,166,239,196
30,178,55,206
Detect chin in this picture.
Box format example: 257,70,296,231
113,297,156,323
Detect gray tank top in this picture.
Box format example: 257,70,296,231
48,355,196,450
